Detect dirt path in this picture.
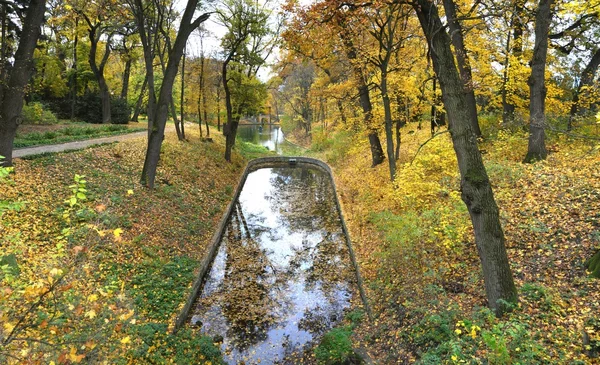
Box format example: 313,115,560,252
13,131,148,158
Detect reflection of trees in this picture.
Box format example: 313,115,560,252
199,203,283,351
268,167,341,233
268,166,354,334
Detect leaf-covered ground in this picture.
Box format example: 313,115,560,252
306,126,600,364
1,129,246,363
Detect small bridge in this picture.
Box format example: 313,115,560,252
241,114,280,125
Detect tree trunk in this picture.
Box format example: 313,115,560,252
70,18,78,121
524,0,553,163
501,32,514,125
132,75,147,122
99,80,111,124
414,0,517,316
442,0,481,137
139,0,210,187
121,58,131,100
223,59,236,161
180,50,186,139
503,0,525,125
381,71,396,181
0,0,46,166
87,25,112,124
339,29,385,167
569,48,600,126
170,97,184,140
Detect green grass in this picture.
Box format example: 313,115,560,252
15,125,145,148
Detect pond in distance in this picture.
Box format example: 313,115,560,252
189,162,357,364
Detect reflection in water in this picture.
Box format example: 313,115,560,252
190,164,355,364
237,124,286,154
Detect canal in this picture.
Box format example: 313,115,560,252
236,124,291,154
182,124,360,364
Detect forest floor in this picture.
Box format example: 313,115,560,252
287,124,600,364
1,127,248,364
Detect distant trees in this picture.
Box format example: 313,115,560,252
217,0,276,162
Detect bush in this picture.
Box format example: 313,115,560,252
314,326,357,364
111,97,131,124
21,102,59,125
47,93,131,124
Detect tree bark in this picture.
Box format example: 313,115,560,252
0,0,46,166
524,0,553,163
442,0,481,137
414,0,517,316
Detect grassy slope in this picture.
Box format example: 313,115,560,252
1,129,255,364
296,125,600,364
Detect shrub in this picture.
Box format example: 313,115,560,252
21,102,59,125
314,326,357,364
111,97,131,124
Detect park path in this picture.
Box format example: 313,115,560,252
13,125,179,159
13,131,148,158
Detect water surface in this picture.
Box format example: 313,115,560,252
237,124,287,154
190,163,356,364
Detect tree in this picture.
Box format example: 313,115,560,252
218,0,273,162
0,0,47,166
364,1,412,181
75,0,128,124
132,0,211,188
413,0,517,316
442,0,482,137
283,0,386,167
524,0,554,163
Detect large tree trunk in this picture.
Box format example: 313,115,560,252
0,0,46,166
442,0,481,137
524,0,553,163
414,0,517,316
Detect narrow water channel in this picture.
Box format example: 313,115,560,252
237,124,288,154
189,162,357,364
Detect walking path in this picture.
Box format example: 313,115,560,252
13,131,149,158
